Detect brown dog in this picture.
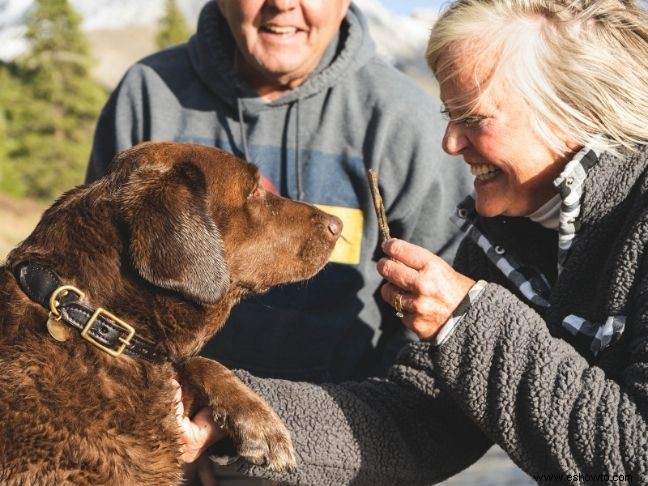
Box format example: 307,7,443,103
0,142,341,485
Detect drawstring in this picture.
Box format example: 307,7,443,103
233,49,251,163
295,99,304,201
236,94,304,202
233,48,303,199
236,98,251,162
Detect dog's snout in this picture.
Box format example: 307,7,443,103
325,215,343,240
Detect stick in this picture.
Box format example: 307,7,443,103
367,169,391,243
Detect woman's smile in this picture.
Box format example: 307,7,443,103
469,163,501,182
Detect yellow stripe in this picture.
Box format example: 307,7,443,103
315,204,364,265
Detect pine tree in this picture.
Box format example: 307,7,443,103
0,62,33,196
0,67,10,191
9,0,106,200
156,0,191,50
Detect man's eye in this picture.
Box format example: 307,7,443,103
440,109,450,121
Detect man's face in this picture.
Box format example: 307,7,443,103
218,0,351,94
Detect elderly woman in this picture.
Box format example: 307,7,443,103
180,0,648,483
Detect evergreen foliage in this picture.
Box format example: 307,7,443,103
0,62,31,195
156,0,191,50
0,0,106,201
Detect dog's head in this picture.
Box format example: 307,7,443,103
5,142,341,360
108,142,341,305
8,142,341,347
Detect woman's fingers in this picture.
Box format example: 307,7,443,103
171,379,227,464
382,238,435,270
377,238,477,340
378,256,420,291
179,407,225,464
379,238,452,293
381,282,411,313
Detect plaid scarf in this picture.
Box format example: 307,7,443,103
449,141,625,356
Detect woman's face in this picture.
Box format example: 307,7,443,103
438,49,575,218
218,0,350,96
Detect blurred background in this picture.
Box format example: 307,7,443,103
0,0,447,255
0,1,531,483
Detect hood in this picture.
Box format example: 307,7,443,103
187,1,375,112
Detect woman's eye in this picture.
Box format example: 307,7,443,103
441,108,487,128
461,116,487,128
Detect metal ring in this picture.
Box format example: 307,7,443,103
48,285,85,319
394,293,404,318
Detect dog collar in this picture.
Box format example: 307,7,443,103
13,261,169,363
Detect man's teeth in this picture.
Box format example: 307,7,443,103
470,164,500,181
265,25,297,34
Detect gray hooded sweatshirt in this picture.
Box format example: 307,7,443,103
86,1,471,382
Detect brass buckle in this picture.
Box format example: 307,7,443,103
80,308,136,358
49,285,85,319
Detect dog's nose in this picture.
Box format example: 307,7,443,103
326,215,343,240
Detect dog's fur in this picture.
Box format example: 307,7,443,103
0,142,341,485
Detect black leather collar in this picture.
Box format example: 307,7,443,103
13,261,168,363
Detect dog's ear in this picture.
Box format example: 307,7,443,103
121,161,229,304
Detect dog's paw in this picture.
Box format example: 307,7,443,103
220,397,297,472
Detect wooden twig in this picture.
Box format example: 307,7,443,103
367,169,391,243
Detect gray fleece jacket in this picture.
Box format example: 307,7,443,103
86,1,471,382
223,144,648,484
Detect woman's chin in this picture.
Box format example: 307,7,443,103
474,186,507,218
474,202,502,218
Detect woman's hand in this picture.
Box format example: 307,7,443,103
378,238,475,340
173,381,227,485
172,380,226,463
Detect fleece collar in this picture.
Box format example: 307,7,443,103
451,143,648,356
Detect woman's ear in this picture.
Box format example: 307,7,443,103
121,161,229,305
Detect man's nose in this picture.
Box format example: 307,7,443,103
442,122,470,155
265,0,299,11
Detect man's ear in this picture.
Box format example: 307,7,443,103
121,161,229,304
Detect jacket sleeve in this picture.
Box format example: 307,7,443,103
220,343,491,485
431,280,648,482
85,66,148,183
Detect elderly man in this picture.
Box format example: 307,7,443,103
87,0,469,385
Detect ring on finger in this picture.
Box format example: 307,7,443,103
394,293,404,318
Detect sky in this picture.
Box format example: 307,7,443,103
381,0,447,15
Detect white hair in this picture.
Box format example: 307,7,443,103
427,0,648,155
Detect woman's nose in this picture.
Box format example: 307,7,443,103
442,122,470,155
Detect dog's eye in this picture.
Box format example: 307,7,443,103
248,183,265,200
